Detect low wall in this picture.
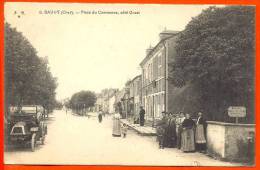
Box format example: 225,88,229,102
207,121,255,163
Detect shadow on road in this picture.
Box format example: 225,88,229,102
5,142,45,153
71,112,94,118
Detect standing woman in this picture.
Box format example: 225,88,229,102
176,112,185,149
181,113,195,152
161,111,168,148
195,112,207,152
169,113,177,147
156,111,167,149
162,112,169,147
112,112,121,137
165,113,177,148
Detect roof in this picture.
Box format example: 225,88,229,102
140,31,180,66
160,30,180,35
132,75,141,82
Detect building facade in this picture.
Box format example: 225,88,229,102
121,86,130,119
129,75,142,119
95,88,118,113
108,95,115,114
140,30,179,124
94,94,103,112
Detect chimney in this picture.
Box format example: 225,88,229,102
146,45,153,56
159,29,179,40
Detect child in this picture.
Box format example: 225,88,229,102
156,126,165,149
121,123,128,138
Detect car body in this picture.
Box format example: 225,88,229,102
7,105,47,151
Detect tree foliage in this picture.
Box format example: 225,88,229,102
170,6,255,122
5,23,58,113
69,91,97,110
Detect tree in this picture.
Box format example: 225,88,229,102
54,100,63,110
5,23,58,115
69,91,97,114
170,6,255,122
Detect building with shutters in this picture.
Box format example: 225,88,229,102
95,88,118,113
140,30,179,125
129,75,142,118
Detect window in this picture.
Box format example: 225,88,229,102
147,65,150,83
156,95,160,117
158,66,161,77
157,80,160,92
158,52,162,66
158,52,163,78
148,96,152,117
149,63,152,82
161,79,165,91
161,93,165,112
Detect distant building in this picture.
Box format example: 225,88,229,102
95,88,118,113
95,94,103,112
115,75,142,122
108,95,116,114
129,75,142,120
140,30,179,125
112,84,133,119
120,86,130,119
114,89,125,115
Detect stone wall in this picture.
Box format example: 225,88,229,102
207,122,225,158
207,121,255,163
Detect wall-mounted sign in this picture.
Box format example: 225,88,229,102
228,106,246,118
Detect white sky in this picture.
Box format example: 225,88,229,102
4,3,212,100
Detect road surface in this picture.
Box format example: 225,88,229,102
4,110,240,166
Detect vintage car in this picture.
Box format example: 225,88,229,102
8,105,47,151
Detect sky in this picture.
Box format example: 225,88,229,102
4,3,212,100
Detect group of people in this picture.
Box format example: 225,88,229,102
156,111,207,153
111,107,207,153
112,106,146,138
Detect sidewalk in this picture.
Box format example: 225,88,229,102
120,119,156,136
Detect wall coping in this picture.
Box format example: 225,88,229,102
207,121,255,127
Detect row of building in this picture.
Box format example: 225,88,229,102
95,29,180,125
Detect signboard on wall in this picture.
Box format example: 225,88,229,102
228,106,246,117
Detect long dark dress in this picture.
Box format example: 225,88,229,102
98,113,103,123
176,117,185,149
195,116,207,151
156,117,167,148
139,109,145,126
181,118,195,152
164,118,177,148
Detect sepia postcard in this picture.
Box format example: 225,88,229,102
3,2,255,166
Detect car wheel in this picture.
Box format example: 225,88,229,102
41,136,45,145
31,133,36,152
45,126,48,135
